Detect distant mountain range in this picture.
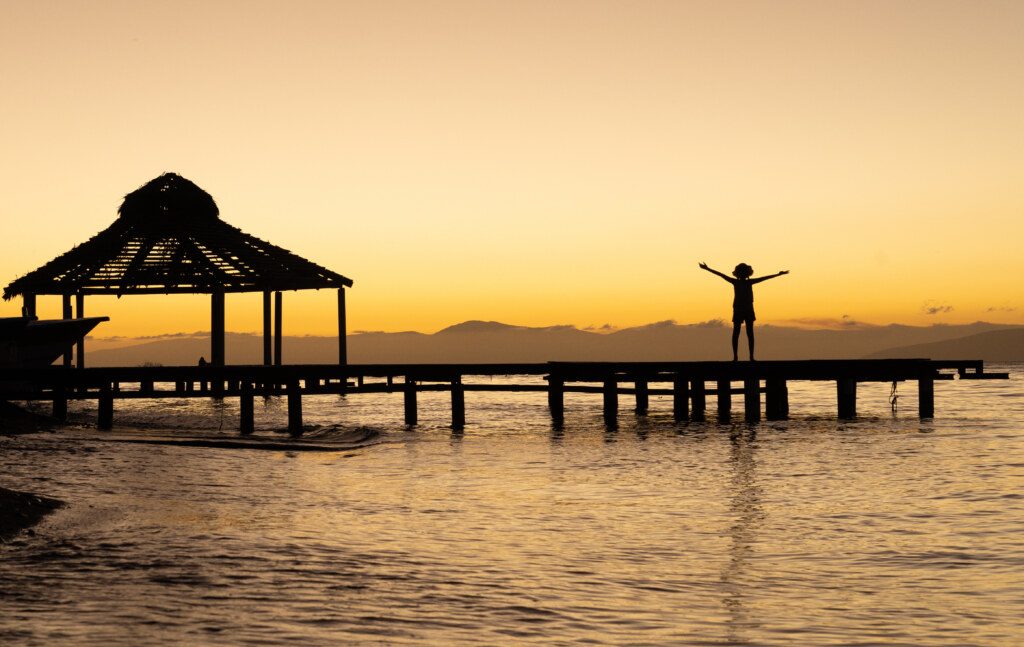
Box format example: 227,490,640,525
82,320,1024,366
865,328,1024,362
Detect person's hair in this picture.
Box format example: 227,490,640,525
733,263,753,279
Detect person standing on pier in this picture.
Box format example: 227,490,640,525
699,262,789,361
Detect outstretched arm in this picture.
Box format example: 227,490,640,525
698,262,734,283
750,270,789,284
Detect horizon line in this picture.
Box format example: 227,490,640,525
84,318,1024,342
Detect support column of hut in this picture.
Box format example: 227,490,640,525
274,291,283,366
22,294,36,318
263,290,272,366
62,294,73,368
211,291,225,366
211,291,226,397
75,294,85,369
338,288,347,366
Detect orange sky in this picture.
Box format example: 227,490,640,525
2,1,1022,337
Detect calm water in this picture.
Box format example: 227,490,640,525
1,367,1022,645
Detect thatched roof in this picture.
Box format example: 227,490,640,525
3,173,352,299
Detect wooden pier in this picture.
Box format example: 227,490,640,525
0,359,1008,435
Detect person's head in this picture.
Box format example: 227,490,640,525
733,263,753,279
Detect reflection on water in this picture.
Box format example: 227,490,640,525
1,367,1022,645
722,428,765,645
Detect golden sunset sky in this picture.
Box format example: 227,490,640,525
2,1,1022,337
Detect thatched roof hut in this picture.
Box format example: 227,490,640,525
4,173,353,367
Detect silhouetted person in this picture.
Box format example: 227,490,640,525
197,356,208,393
699,262,789,361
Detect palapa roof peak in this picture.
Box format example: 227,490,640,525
118,172,220,223
4,172,352,299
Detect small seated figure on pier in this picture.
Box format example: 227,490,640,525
197,356,208,393
699,261,789,361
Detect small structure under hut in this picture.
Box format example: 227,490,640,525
3,173,353,368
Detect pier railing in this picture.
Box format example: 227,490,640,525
0,359,1008,434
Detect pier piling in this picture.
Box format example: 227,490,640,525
744,378,760,423
240,381,254,435
404,378,418,426
97,383,113,430
635,380,649,415
765,378,788,420
603,378,618,428
717,379,731,422
548,376,564,427
52,385,67,422
287,380,302,435
451,378,465,430
837,379,857,419
673,375,690,421
918,376,935,419
692,380,706,422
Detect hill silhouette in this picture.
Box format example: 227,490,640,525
81,320,1024,366
866,328,1024,362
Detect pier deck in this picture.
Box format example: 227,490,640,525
0,359,1009,433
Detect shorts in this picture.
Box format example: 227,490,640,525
732,308,756,324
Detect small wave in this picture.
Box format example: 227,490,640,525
76,426,380,452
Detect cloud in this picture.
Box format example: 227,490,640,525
635,319,679,330
582,323,619,333
92,331,208,341
923,303,954,315
780,317,874,330
986,306,1017,313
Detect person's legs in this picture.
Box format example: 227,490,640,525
732,322,741,361
746,319,755,360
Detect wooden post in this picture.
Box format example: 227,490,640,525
692,379,706,422
603,378,618,428
23,293,36,318
765,378,788,420
210,292,225,398
548,375,564,427
634,380,649,415
404,377,418,426
717,379,731,423
673,375,689,421
62,295,73,368
744,378,760,423
211,292,225,366
75,294,85,369
240,381,254,435
337,288,347,366
287,379,303,435
97,383,113,430
52,384,67,422
274,291,283,366
918,376,934,419
262,290,272,366
837,379,857,419
451,377,465,430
